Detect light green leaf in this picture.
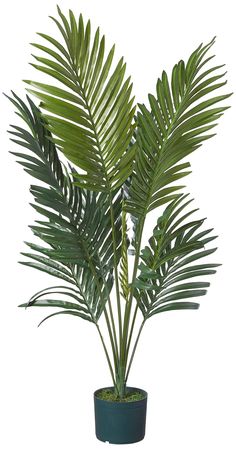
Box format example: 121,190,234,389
26,8,135,192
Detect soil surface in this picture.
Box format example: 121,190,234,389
96,388,145,402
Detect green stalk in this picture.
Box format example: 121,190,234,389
121,218,145,375
109,192,123,357
125,302,139,366
88,257,119,374
71,267,118,392
96,323,118,392
106,293,119,362
98,258,119,368
80,239,118,375
72,267,118,389
109,194,126,398
125,319,146,383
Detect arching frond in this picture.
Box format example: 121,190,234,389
134,195,220,318
125,38,231,218
24,6,136,192
7,92,122,322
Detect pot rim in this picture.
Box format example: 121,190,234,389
94,385,148,403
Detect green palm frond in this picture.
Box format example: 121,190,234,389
125,37,231,219
24,6,135,192
7,92,122,322
19,284,97,325
18,285,94,325
134,194,220,319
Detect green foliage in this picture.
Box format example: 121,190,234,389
6,6,231,398
125,37,231,219
24,5,135,192
133,194,220,318
7,92,122,323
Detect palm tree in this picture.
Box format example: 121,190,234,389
7,6,231,398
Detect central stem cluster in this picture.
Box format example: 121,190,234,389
102,214,146,399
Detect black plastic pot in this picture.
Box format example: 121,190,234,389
94,386,148,444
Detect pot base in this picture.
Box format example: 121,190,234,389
94,386,148,444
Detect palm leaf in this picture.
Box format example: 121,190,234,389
134,195,221,318
7,92,122,322
125,37,231,219
19,299,89,313
147,302,200,317
22,284,88,306
37,310,93,327
18,284,94,325
24,6,135,192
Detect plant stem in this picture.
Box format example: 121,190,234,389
72,268,118,392
121,218,145,374
125,302,139,366
106,294,119,361
125,319,146,383
83,245,119,374
109,193,123,358
98,260,119,368
96,323,118,391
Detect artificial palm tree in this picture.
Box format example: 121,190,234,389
7,6,230,413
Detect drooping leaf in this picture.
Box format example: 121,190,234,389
148,302,200,318
7,93,121,321
38,310,93,327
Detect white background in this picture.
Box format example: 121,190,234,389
0,0,235,448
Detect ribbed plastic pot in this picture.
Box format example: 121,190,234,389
94,386,148,444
